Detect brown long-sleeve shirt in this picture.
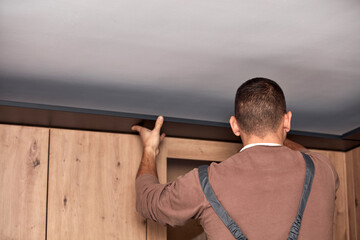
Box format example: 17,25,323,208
136,145,339,239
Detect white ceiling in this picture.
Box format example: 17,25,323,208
0,0,359,135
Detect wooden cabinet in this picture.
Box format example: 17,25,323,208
47,129,146,240
346,147,360,240
0,124,359,240
0,125,48,240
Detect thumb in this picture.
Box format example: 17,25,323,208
154,116,164,133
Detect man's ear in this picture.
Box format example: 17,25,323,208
229,116,241,137
283,111,292,133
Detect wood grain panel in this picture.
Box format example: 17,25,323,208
353,147,360,240
346,147,360,240
0,124,49,240
47,129,146,240
147,141,168,240
311,149,348,240
167,137,242,162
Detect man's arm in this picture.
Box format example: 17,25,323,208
132,116,205,226
131,116,166,179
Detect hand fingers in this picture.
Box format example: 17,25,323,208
132,116,164,135
131,125,143,132
153,116,164,133
160,133,166,142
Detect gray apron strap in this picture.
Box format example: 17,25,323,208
288,152,315,240
198,152,314,240
198,165,248,240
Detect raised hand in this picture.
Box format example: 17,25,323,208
131,116,166,156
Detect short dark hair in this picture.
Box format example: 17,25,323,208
235,77,286,138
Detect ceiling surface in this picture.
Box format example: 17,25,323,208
0,0,359,135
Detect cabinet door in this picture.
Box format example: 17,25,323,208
47,129,146,240
0,124,49,240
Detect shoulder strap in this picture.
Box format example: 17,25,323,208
198,165,248,240
288,152,315,240
198,152,315,240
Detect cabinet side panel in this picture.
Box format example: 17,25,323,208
47,129,146,240
311,149,348,240
0,124,48,240
346,147,360,240
354,147,360,240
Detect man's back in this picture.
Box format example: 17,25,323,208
136,145,338,239
201,145,338,239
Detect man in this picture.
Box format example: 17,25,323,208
132,78,339,239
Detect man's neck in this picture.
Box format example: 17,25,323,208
241,134,284,147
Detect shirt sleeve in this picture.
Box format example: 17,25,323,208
135,169,207,227
307,151,340,193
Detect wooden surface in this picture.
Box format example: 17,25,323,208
167,137,242,162
309,149,349,240
353,147,360,240
147,141,168,240
47,129,146,240
0,124,49,240
346,147,360,240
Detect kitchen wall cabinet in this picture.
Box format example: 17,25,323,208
0,124,359,240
